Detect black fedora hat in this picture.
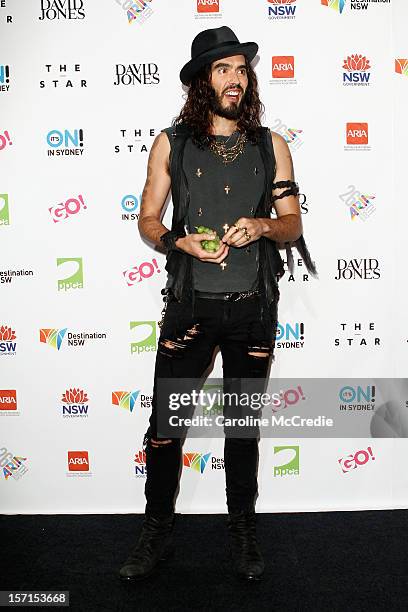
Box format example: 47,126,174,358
180,26,258,86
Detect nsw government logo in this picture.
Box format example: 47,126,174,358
61,388,89,418
273,446,299,477
0,325,16,356
67,450,91,477
268,0,297,20
57,257,84,291
343,55,371,86
130,321,157,355
134,450,147,477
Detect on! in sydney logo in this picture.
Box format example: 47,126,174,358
130,321,157,355
339,185,376,221
343,54,371,86
276,322,305,349
0,446,28,480
0,194,10,225
0,63,10,92
57,257,84,291
268,0,297,20
0,325,16,356
339,384,375,411
273,446,299,477
61,388,89,418
46,128,84,156
121,194,141,221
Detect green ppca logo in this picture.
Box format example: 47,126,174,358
57,258,84,291
130,321,157,354
0,194,9,225
273,446,299,477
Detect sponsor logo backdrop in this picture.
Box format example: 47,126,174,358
1,0,407,513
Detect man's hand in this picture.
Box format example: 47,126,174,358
222,218,264,247
176,232,230,263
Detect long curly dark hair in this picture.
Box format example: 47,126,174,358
173,57,264,147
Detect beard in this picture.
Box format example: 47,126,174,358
210,88,245,120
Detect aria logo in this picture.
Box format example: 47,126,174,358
0,390,17,413
343,55,371,86
339,385,375,411
196,0,221,18
268,0,296,20
57,257,84,291
121,194,141,221
321,0,346,14
46,128,84,157
0,64,10,92
395,59,408,77
339,185,376,222
183,452,211,474
271,56,295,84
0,447,28,481
40,63,87,89
0,194,10,225
39,0,85,20
67,450,91,476
134,450,147,477
276,322,305,349
130,321,157,355
335,258,380,280
0,325,16,356
115,127,157,154
345,122,370,151
273,446,299,477
61,388,89,418
334,322,380,348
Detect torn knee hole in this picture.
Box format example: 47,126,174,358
248,345,271,358
158,324,201,356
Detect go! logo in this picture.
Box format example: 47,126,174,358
338,446,375,473
49,194,87,223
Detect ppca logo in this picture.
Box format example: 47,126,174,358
68,450,89,472
57,257,84,291
130,321,157,354
273,446,299,477
0,194,9,225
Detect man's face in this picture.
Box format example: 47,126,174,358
209,54,248,120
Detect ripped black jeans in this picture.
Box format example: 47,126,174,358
143,292,276,516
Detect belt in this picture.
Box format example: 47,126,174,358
194,289,260,302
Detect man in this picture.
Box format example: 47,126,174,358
119,26,315,582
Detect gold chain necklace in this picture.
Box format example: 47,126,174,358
209,131,247,164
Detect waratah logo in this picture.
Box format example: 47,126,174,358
343,54,371,71
134,450,146,465
62,388,89,404
0,325,15,341
40,328,67,350
183,452,211,474
112,390,140,412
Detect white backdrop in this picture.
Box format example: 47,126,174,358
1,0,408,514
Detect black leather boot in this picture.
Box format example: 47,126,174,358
227,510,265,581
119,513,174,581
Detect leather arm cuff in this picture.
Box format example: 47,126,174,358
159,228,186,253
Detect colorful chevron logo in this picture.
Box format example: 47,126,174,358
112,390,140,412
395,59,408,77
183,452,211,474
321,0,346,14
39,328,67,350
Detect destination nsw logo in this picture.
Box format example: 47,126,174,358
321,0,345,14
343,54,371,86
268,0,296,20
40,328,107,350
0,325,16,356
183,452,211,474
61,388,89,418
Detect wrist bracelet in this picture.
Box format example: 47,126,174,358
159,229,186,252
